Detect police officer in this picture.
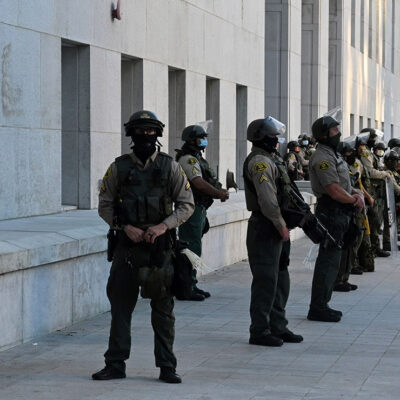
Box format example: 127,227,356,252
284,140,304,181
307,116,364,322
175,125,229,301
359,129,392,257
298,134,312,179
244,116,303,346
384,151,400,233
92,110,194,383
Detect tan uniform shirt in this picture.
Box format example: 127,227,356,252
286,153,299,172
360,149,388,180
98,151,194,229
178,154,203,181
246,146,286,231
297,148,309,167
309,143,352,198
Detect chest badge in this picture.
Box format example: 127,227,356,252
188,157,197,165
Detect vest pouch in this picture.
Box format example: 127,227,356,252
138,251,173,300
146,196,162,223
119,198,138,225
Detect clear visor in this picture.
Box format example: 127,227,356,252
323,107,342,122
196,120,213,135
264,116,286,136
374,129,384,140
278,137,286,144
342,134,357,149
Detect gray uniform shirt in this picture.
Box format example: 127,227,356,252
360,149,388,179
178,154,203,182
309,143,352,198
245,146,286,231
98,151,194,229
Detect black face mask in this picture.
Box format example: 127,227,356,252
255,136,278,153
346,153,356,166
324,132,341,152
131,134,158,162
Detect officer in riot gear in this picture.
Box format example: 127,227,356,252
244,116,303,347
284,140,304,181
307,116,364,323
93,110,194,383
176,125,229,301
358,129,392,256
298,134,312,179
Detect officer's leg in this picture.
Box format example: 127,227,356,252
178,205,205,257
270,240,290,334
359,233,375,272
368,205,381,253
104,246,139,372
247,217,282,338
382,201,391,250
349,228,364,274
151,296,177,369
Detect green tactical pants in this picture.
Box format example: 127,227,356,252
246,212,291,337
178,204,207,289
104,244,177,372
368,198,385,253
310,204,350,311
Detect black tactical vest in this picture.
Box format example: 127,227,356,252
243,149,292,212
115,152,173,229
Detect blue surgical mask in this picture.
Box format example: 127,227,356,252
302,140,309,146
199,138,208,148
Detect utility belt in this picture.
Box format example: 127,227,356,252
317,194,355,216
107,228,173,263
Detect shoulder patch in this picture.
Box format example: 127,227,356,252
254,161,268,173
188,157,197,165
100,182,106,193
362,151,369,158
318,161,330,171
103,167,111,179
289,154,296,160
259,174,269,184
353,162,359,167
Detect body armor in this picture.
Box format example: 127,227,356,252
115,152,173,228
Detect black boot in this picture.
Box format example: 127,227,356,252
333,283,351,292
249,334,283,347
350,267,363,275
307,308,341,322
273,330,303,343
376,249,390,257
159,367,182,384
92,365,126,380
194,286,211,298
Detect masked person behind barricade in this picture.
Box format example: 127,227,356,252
284,141,304,181
358,128,392,257
175,125,229,301
307,115,365,323
93,110,194,384
243,116,304,347
333,142,374,291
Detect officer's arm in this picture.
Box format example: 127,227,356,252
325,183,358,204
98,163,119,227
389,173,400,195
361,155,389,179
248,156,286,232
162,161,195,230
191,177,226,199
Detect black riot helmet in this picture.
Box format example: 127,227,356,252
287,140,300,151
247,116,286,142
124,110,165,137
311,116,340,141
373,141,386,151
384,150,400,170
338,141,354,156
181,125,207,142
388,138,400,149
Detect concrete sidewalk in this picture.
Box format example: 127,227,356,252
0,238,400,400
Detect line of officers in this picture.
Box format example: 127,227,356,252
91,110,400,383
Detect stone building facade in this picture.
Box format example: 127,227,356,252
266,0,400,142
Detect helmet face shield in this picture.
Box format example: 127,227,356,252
262,116,286,136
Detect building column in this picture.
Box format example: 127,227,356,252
265,0,302,140
301,0,329,134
